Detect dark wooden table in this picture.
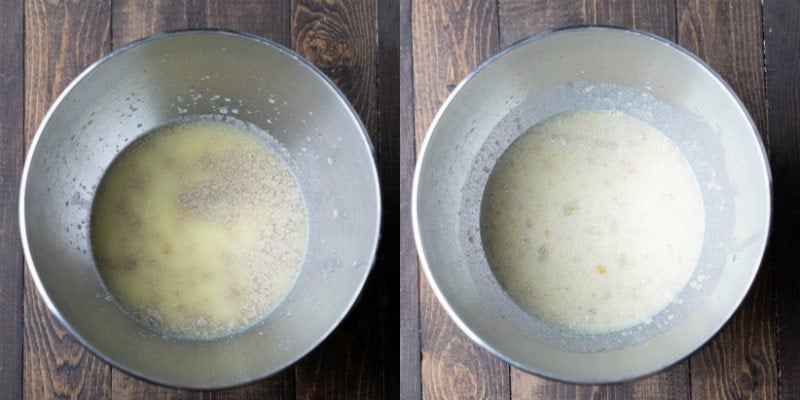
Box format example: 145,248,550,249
0,1,398,399
400,0,799,399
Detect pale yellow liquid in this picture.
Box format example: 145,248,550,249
91,117,307,339
481,109,704,333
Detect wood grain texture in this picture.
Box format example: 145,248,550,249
290,1,386,399
411,1,509,398
111,365,295,400
112,373,295,400
111,379,203,400
496,2,688,399
111,0,290,48
412,0,500,145
377,0,402,396
0,0,24,398
291,0,378,142
589,0,675,39
23,1,113,399
498,0,675,47
676,1,777,399
209,374,294,400
109,1,296,398
23,275,112,400
399,0,421,398
498,0,591,46
765,0,800,398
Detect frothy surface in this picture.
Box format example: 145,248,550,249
481,109,704,333
91,117,307,339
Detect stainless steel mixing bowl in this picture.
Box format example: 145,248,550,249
413,26,771,383
20,30,381,388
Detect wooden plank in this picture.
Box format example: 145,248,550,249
23,278,112,400
108,1,296,398
399,0,421,397
765,0,800,398
412,0,501,146
111,369,291,400
290,1,385,398
411,0,510,399
498,0,675,47
591,1,676,39
497,0,589,46
23,1,113,399
0,0,24,398
112,0,290,48
209,373,294,400
676,1,777,399
109,381,203,400
496,2,688,399
377,0,402,397
291,0,379,141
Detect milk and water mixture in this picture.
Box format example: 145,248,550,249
481,109,704,333
91,117,307,339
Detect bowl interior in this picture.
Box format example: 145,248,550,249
21,31,380,388
414,27,770,382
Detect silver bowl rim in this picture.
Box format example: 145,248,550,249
411,25,772,384
19,29,383,389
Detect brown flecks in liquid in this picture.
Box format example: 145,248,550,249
129,177,148,190
585,225,602,236
228,285,243,299
144,308,163,325
91,117,306,340
537,245,550,261
481,110,704,334
123,257,139,272
114,200,127,215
